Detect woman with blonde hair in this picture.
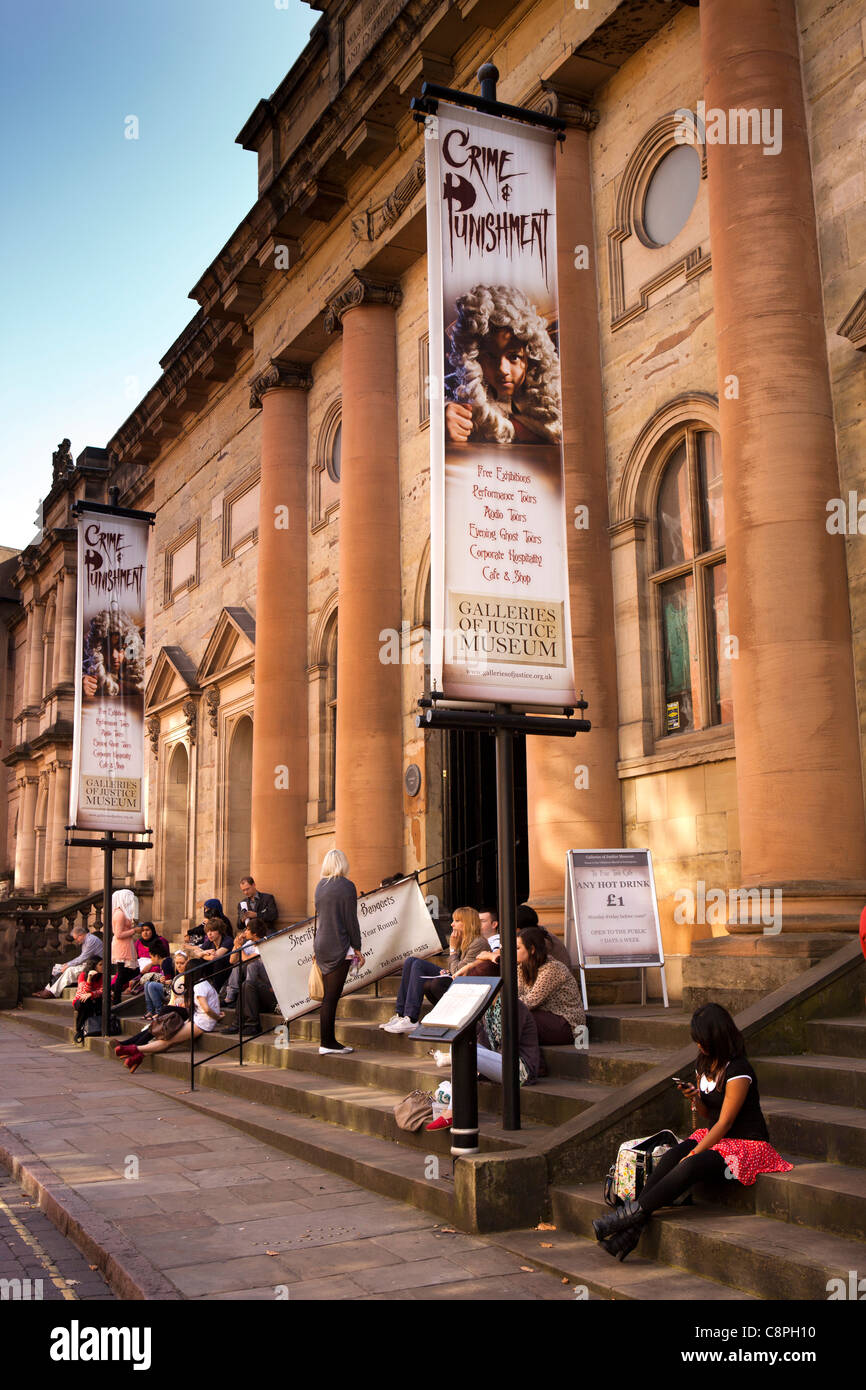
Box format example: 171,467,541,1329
383,906,488,1034
313,849,365,1055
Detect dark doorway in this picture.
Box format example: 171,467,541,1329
442,729,529,912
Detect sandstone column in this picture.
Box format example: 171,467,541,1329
48,761,71,888
24,601,45,710
15,775,39,893
700,0,866,925
525,92,623,922
56,567,78,686
325,273,404,894
248,361,313,923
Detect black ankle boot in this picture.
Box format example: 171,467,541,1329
602,1216,646,1262
592,1198,644,1242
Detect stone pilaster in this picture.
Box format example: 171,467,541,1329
522,87,623,922
15,775,39,893
700,0,866,926
326,272,404,892
248,359,313,921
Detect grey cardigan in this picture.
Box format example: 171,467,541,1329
313,876,362,974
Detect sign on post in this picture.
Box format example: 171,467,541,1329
69,507,150,832
564,849,669,1010
257,876,441,1023
424,100,576,707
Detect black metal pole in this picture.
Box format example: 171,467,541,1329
478,62,499,103
101,831,113,1037
190,962,196,1091
450,1031,479,1156
238,957,244,1067
495,712,520,1130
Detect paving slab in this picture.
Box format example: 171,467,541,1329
0,1018,587,1301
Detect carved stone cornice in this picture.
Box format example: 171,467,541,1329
522,80,599,132
249,359,314,411
352,156,426,243
324,271,403,334
838,289,866,351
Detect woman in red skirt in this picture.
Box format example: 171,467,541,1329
593,1002,792,1260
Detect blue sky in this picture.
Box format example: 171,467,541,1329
0,0,313,548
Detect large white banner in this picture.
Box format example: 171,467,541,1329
70,508,149,832
425,102,576,706
257,876,441,1022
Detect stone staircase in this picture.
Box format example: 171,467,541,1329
3,937,864,1300
497,1002,866,1299
0,965,643,1224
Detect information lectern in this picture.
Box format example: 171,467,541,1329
410,975,502,1157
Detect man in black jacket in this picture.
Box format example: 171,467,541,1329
236,876,278,934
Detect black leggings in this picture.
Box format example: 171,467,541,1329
638,1139,728,1214
320,961,351,1049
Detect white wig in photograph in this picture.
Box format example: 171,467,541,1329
112,889,139,923
321,849,349,880
446,284,561,444
83,608,146,697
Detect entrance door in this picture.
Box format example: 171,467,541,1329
442,729,528,912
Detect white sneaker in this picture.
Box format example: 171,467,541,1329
379,1013,403,1030
319,1045,354,1055
383,1016,417,1034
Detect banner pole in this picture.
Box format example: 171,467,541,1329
101,830,114,1037
496,712,520,1131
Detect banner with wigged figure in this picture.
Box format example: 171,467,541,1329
257,876,441,1022
425,101,576,706
70,508,149,831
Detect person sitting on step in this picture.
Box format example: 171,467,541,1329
469,904,573,972
116,954,221,1074
218,920,277,1038
516,925,585,1045
33,923,103,999
382,906,487,1034
72,961,104,1044
591,1002,793,1261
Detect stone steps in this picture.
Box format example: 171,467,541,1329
492,1228,758,1301
754,1053,866,1108
548,1182,866,1300
761,1096,866,1167
586,1005,694,1049
805,1014,866,1058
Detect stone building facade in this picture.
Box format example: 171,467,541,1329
4,0,866,988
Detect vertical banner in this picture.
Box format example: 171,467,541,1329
70,508,149,831
425,101,576,706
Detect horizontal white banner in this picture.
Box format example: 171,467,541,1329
256,876,441,1022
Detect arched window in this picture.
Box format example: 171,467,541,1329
652,427,729,735
226,716,253,901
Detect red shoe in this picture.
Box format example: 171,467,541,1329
124,1051,143,1074
115,1043,136,1057
425,1115,451,1131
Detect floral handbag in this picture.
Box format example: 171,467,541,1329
603,1129,680,1207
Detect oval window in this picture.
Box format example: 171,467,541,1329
643,145,700,246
